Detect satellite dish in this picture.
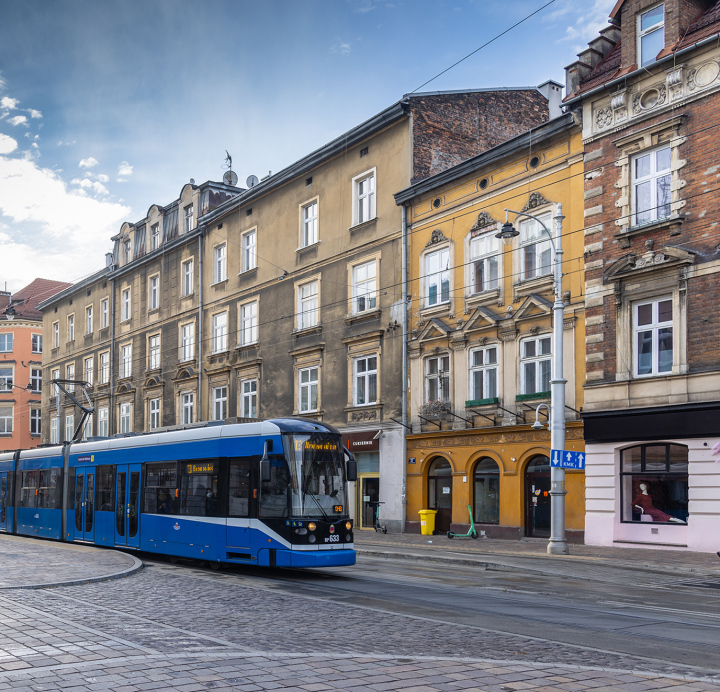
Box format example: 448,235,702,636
223,170,238,187
246,175,259,188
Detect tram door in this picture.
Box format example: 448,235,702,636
115,464,141,548
0,472,8,531
74,467,95,541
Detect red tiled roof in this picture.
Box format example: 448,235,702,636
6,278,73,321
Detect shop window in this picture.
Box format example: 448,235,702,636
473,458,500,524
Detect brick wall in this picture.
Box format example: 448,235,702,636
409,90,549,182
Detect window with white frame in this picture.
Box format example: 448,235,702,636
425,247,450,307
470,232,500,293
86,306,93,334
634,297,673,376
0,366,12,392
50,415,59,444
520,214,552,280
66,363,75,391
65,413,74,442
241,229,256,271
520,336,552,395
469,346,498,401
119,402,131,433
297,280,319,330
101,298,109,328
150,223,160,251
30,408,41,435
30,368,42,393
0,334,12,352
354,355,377,406
149,398,160,430
633,146,671,226
239,302,258,346
212,386,227,421
121,288,131,321
299,366,319,412
98,407,108,437
84,356,93,386
352,260,377,314
99,352,109,384
638,4,664,67
51,368,60,396
180,392,194,424
241,379,257,418
0,405,12,434
123,240,131,265
184,204,194,234
182,259,193,296
120,344,132,379
148,334,160,370
31,333,42,353
82,414,92,441
212,312,228,353
354,171,375,225
67,314,75,342
425,355,450,403
301,201,318,247
149,276,159,310
213,244,227,283
181,323,195,361
53,321,59,348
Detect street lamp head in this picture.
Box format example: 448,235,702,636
495,221,519,247
531,420,545,430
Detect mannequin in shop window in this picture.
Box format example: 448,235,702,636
632,482,685,523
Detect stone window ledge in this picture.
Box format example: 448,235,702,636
616,215,684,247
349,218,377,233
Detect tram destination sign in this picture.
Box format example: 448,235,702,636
550,449,586,470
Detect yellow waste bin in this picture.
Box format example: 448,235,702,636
418,509,437,536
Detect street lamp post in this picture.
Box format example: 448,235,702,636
497,204,568,556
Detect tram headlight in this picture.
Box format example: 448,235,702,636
345,521,352,531
308,522,317,531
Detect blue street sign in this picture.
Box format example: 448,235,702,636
550,449,586,470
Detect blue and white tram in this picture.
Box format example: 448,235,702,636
0,418,357,568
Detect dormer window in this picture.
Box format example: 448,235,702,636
638,4,664,67
123,240,131,265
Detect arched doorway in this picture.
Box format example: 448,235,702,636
525,455,551,537
473,458,500,525
428,457,452,534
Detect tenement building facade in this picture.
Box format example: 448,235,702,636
566,0,720,552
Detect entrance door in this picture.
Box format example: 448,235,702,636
525,455,551,538
428,458,453,534
115,464,141,548
74,467,95,541
0,472,8,531
358,476,380,529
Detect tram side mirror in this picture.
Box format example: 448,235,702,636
344,447,357,482
260,439,272,483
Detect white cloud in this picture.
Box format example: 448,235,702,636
8,115,27,126
330,39,351,55
95,173,109,183
557,0,616,44
0,135,17,155
79,156,99,168
56,139,76,147
28,109,42,119
117,160,133,176
0,96,18,110
117,178,126,183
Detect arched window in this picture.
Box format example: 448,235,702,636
473,458,499,524
620,444,688,524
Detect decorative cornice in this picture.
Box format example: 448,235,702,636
470,212,498,235
425,229,450,248
521,191,553,213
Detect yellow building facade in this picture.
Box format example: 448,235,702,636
394,113,587,541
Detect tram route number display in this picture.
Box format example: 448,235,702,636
294,440,340,453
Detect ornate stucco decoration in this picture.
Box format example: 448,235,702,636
604,245,696,281
425,229,450,248
469,212,498,236
521,192,553,213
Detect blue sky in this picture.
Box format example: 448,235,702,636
0,0,614,292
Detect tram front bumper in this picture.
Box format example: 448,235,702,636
258,547,356,568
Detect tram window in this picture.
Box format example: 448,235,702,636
19,471,39,508
180,460,219,517
144,462,178,515
68,467,76,509
37,469,61,509
259,459,290,518
229,459,252,517
97,466,115,511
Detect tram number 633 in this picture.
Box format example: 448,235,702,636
325,535,340,543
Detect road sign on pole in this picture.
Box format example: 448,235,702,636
550,449,585,470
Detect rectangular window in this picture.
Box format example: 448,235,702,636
30,368,42,393
299,366,319,412
229,459,251,517
119,402,131,433
240,302,258,345
212,386,227,421
123,240,131,265
425,355,450,403
635,298,673,376
469,346,498,401
181,392,194,424
30,408,41,435
84,356,93,386
98,407,108,437
99,352,109,384
241,379,257,418
53,321,59,348
66,363,75,391
82,414,92,441
180,459,219,517
149,276,159,310
520,214,552,280
120,344,132,379
213,244,227,283
0,334,13,352
0,404,12,434
31,333,42,353
0,366,12,392
639,4,664,67
150,223,160,251
86,306,93,334
425,248,450,306
241,229,256,271
633,146,671,226
149,398,160,430
97,465,115,511
67,314,75,342
144,461,178,514
470,233,500,293
301,201,318,247
19,469,60,509
298,280,319,330
352,261,377,314
51,368,59,396
121,288,131,321
50,415,59,444
182,259,193,296
355,172,375,224
520,336,552,395
181,323,195,361
65,413,74,442
212,312,228,353
148,335,160,370
354,355,377,406
183,204,194,234
101,298,109,328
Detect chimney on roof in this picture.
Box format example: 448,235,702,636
537,80,564,119
564,24,620,97
106,252,114,268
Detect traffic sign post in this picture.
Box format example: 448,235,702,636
550,449,585,470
